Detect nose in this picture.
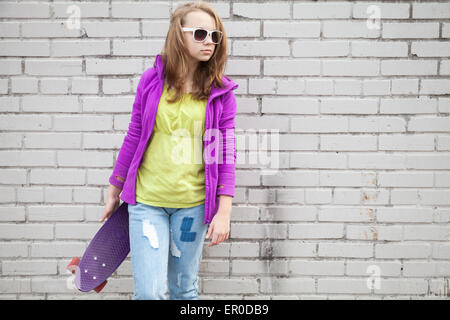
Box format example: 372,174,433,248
204,33,214,44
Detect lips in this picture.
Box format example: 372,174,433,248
202,50,212,53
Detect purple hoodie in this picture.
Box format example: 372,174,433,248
108,54,239,224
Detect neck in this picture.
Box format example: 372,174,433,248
186,56,198,82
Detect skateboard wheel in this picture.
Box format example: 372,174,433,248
94,280,107,293
67,257,80,274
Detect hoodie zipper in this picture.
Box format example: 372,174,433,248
132,80,164,205
204,94,211,224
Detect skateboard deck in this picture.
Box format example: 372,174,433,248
67,201,130,293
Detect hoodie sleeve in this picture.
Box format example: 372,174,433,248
108,71,147,190
216,89,237,197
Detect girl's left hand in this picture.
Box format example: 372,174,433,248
205,211,230,246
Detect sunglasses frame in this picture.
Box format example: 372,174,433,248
182,27,223,44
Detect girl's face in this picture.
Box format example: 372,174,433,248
183,10,217,63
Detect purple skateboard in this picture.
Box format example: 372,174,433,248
67,202,130,293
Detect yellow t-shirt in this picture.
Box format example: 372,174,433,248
135,83,207,208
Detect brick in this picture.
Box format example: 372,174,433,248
348,117,406,132
381,60,437,75
25,59,82,76
403,262,450,277
382,23,439,38
202,278,258,294
21,22,80,38
305,79,333,95
318,278,371,294
353,3,410,19
0,279,31,294
265,22,320,38
289,223,344,239
0,59,21,75
53,40,110,57
411,41,450,57
0,224,53,240
346,261,401,276
111,2,169,18
323,21,380,38
0,2,50,18
380,97,437,114
318,243,373,258
293,40,349,57
363,79,390,95
320,98,378,114
233,3,290,19
420,80,450,94
376,243,431,258
260,277,315,294
291,116,348,133
264,59,320,76
334,79,361,95
413,3,450,19
290,152,346,168
374,279,428,295
0,22,19,37
0,242,29,257
85,59,141,75
234,40,289,56
3,261,57,275
232,259,288,275
262,97,319,114
391,79,419,94
0,40,50,57
323,60,379,76
84,22,140,37
294,3,352,19
224,21,260,37
290,261,345,275
321,135,377,151
319,207,375,222
379,135,434,151
352,41,408,57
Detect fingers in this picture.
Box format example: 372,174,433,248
99,200,120,223
208,232,229,246
98,211,107,223
205,223,231,246
99,207,112,223
208,233,217,246
205,226,212,239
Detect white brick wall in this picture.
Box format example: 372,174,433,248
0,0,449,300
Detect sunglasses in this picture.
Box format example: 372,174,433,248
182,27,223,44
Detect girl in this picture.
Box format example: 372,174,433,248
99,1,238,300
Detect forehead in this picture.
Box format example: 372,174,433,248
183,10,216,30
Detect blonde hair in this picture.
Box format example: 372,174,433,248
161,1,228,103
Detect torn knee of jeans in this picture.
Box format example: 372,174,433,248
142,220,159,249
218,184,224,188
177,272,182,288
170,228,181,258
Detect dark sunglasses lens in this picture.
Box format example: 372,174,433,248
212,31,220,43
194,29,207,41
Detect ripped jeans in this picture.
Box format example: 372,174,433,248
128,201,209,300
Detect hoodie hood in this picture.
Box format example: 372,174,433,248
153,54,238,100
